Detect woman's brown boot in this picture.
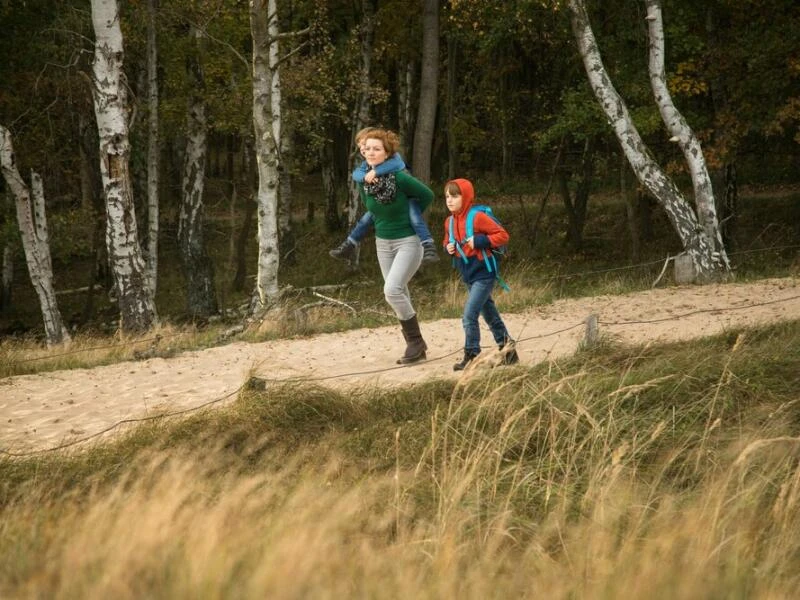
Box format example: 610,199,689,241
397,315,427,364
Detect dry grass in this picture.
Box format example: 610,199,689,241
0,323,215,378
1,322,799,598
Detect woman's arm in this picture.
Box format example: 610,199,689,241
372,153,406,177
351,160,369,183
352,154,405,183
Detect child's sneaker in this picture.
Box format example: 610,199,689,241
453,350,479,371
421,242,440,264
329,239,357,261
499,341,519,365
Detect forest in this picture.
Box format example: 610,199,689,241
3,4,800,595
1,0,799,343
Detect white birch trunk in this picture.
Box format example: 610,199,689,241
146,0,160,296
0,125,71,346
271,6,293,253
568,0,728,282
645,0,729,270
250,0,281,308
278,122,293,246
90,0,158,331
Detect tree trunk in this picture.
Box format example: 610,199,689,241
639,189,654,242
278,105,295,264
178,28,218,319
79,114,94,211
232,194,254,293
346,0,375,235
250,0,281,309
90,0,157,331
621,154,641,263
321,137,338,231
0,126,71,345
446,35,458,181
568,0,729,283
412,0,439,183
645,0,729,270
397,60,414,158
1,244,11,311
145,0,160,297
719,162,737,250
558,173,579,251
77,111,107,325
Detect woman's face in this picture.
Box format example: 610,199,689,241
362,137,388,167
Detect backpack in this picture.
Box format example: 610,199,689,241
448,205,510,292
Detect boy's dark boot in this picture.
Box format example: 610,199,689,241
499,340,520,366
329,239,357,261
421,241,440,264
397,315,427,364
453,350,479,371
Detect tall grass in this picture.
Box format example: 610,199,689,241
1,321,799,598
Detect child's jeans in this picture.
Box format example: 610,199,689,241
462,278,510,355
347,201,434,245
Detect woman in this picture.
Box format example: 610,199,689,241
357,128,434,364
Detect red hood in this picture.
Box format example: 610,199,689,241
448,178,475,215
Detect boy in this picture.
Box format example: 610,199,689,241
329,128,439,264
443,178,519,371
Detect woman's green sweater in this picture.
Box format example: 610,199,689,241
359,171,434,240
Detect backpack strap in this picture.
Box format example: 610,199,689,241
448,215,469,263
450,207,511,292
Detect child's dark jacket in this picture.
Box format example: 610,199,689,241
442,178,509,285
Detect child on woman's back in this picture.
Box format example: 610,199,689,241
329,128,439,264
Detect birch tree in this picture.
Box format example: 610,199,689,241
178,26,218,318
272,7,294,265
645,0,729,271
568,0,729,282
90,0,158,331
250,0,281,308
0,125,71,345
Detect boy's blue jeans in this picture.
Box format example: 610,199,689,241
462,278,510,355
348,201,433,244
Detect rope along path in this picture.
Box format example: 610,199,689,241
0,286,800,457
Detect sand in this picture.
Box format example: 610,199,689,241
1,277,798,454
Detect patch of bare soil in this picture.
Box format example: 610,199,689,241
1,277,798,454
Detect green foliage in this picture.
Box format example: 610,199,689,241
2,0,800,338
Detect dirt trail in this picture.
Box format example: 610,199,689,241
1,277,798,454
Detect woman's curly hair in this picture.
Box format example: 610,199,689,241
361,128,400,157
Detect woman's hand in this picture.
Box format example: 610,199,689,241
446,243,456,255
364,169,377,183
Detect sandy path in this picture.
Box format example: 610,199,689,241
1,277,798,454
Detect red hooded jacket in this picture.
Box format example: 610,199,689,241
442,178,509,284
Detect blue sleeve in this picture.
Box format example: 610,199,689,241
372,153,406,177
352,160,369,183
472,234,491,249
